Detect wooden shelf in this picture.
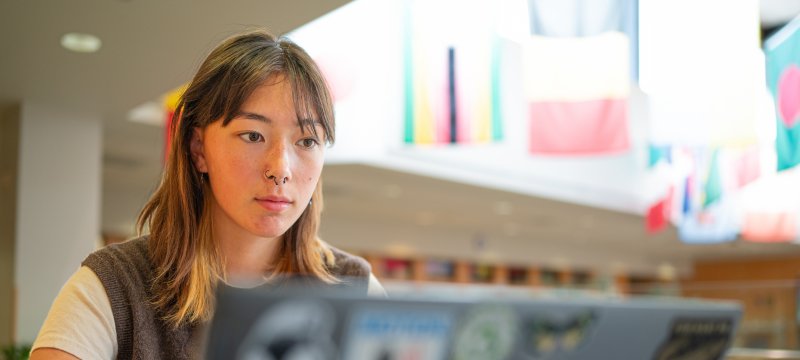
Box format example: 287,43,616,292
363,253,613,292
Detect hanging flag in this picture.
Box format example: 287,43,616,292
678,196,739,244
732,145,761,189
703,149,723,207
646,186,672,233
525,32,630,155
679,147,707,214
674,145,762,244
162,84,187,163
403,0,503,145
662,147,695,226
524,0,633,155
527,0,638,80
741,212,797,242
679,146,726,210
764,17,800,170
682,176,692,216
648,144,762,238
648,144,671,168
739,166,800,242
662,146,727,228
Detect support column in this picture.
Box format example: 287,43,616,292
14,102,101,343
454,261,471,284
492,264,508,285
527,267,541,287
365,255,384,279
614,273,630,295
411,258,427,282
558,268,572,287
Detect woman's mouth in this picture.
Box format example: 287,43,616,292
255,196,292,212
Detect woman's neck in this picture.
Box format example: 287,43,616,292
212,204,279,281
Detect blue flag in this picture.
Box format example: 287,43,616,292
678,197,739,244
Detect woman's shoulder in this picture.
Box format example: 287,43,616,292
321,243,387,297
84,235,149,265
322,242,371,279
82,235,154,289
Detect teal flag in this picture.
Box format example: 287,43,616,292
703,149,722,207
647,144,671,168
766,18,800,171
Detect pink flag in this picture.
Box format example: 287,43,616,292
529,99,628,154
741,212,796,243
524,32,630,155
734,146,761,189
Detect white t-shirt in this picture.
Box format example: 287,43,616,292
32,266,387,359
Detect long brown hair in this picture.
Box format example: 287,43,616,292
137,29,337,327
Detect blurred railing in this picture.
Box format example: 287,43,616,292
631,279,800,354
727,348,800,359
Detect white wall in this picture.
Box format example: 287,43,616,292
14,101,101,342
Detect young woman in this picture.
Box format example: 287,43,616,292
31,29,384,360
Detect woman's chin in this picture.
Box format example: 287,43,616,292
250,226,289,239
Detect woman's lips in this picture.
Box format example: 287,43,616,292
255,196,292,212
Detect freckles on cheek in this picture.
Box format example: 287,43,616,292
228,156,254,175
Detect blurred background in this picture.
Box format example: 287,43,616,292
4,0,800,356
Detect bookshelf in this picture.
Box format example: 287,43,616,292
361,253,619,292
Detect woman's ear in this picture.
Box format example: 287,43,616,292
190,127,208,173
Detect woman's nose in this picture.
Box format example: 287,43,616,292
264,141,291,184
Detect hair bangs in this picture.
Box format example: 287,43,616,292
217,52,279,127
279,38,335,145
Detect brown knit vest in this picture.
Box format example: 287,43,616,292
82,236,370,360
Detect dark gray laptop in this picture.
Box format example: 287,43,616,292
204,283,741,360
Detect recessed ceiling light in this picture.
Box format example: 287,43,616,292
60,32,102,53
127,101,164,126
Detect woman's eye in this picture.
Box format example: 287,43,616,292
239,132,263,143
299,138,319,149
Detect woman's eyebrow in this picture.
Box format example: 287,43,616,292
297,118,322,128
236,111,271,123
234,112,322,129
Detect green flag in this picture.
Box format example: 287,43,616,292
766,19,800,171
703,149,722,207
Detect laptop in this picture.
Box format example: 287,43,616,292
203,282,741,360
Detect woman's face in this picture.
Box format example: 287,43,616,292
191,77,325,239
